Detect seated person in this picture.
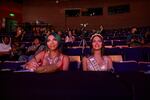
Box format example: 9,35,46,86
144,30,150,46
25,33,70,73
0,36,12,60
82,33,113,71
18,36,45,61
127,27,144,47
13,26,25,42
65,30,75,43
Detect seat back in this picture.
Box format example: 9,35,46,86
123,47,144,61
113,40,127,46
0,61,26,71
113,60,138,73
138,61,150,72
64,48,82,56
69,56,81,71
109,55,123,62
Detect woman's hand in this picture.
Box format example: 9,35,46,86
35,64,60,73
25,60,40,71
35,66,47,73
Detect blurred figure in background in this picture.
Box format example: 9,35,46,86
127,27,144,47
144,30,150,46
18,36,45,62
65,30,75,43
0,36,12,61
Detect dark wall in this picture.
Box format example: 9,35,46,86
22,0,150,30
0,1,22,29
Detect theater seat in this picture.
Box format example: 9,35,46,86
69,56,81,71
113,60,138,73
0,61,26,71
109,55,123,62
64,48,82,56
123,47,144,61
138,61,150,72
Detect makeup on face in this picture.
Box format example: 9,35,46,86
47,35,59,50
92,36,102,49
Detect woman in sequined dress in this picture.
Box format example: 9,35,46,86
25,33,70,73
82,33,113,71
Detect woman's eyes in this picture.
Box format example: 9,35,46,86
47,39,57,42
93,40,102,42
53,38,57,41
47,39,50,42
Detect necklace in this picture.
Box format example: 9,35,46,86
47,51,60,64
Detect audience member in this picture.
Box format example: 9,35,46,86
127,27,144,47
65,30,75,43
82,33,113,71
25,33,70,73
18,36,45,61
0,36,12,61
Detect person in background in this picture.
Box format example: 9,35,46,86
18,36,45,61
82,33,113,71
127,27,144,47
65,30,75,43
0,36,12,61
144,30,150,46
25,33,70,73
57,30,65,41
13,26,26,42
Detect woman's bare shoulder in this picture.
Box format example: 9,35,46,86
60,54,69,59
82,56,88,61
37,50,46,55
103,56,112,62
34,50,46,58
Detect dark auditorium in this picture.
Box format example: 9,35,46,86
0,0,150,100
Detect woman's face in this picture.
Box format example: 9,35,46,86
16,27,22,34
33,38,40,45
47,35,59,51
92,36,103,50
131,28,137,34
3,37,10,45
68,31,72,36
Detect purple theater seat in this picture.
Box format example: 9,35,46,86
0,61,26,71
138,61,150,72
123,47,144,61
113,61,139,72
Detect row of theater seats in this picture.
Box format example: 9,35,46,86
64,47,150,62
0,57,150,73
18,41,150,61
17,41,149,61
64,40,128,47
69,56,150,73
17,39,128,49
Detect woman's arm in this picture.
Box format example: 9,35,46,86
62,55,70,71
107,56,113,70
35,64,60,73
25,51,44,70
82,57,88,71
35,54,70,73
